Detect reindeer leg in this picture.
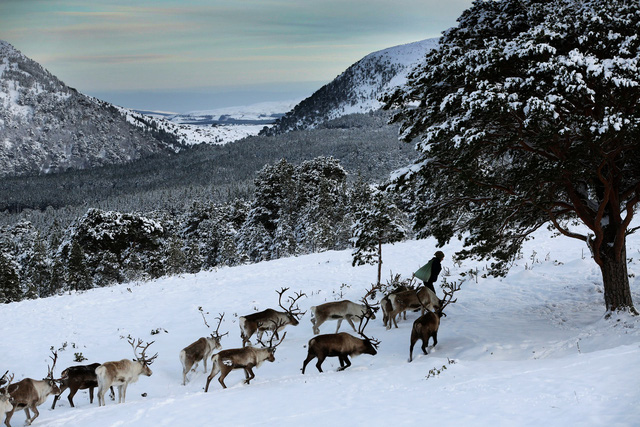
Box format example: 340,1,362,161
301,351,316,375
337,356,352,371
409,339,417,362
3,406,15,427
421,338,429,355
315,354,326,373
68,387,78,407
120,384,128,404
218,367,230,389
244,364,256,384
345,316,358,333
51,393,60,410
335,318,343,334
109,386,115,401
89,386,94,404
24,406,37,426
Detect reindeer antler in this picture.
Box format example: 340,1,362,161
277,287,307,319
257,319,288,351
356,313,381,349
128,337,158,365
47,349,58,380
0,371,12,388
439,280,462,315
211,312,229,340
361,284,381,314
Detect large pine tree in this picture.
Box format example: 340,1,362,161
384,0,640,313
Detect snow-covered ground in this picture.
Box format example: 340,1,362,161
1,225,639,426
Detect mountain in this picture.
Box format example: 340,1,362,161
0,41,182,177
262,38,439,136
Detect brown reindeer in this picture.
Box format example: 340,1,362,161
239,287,305,347
409,281,461,362
302,311,380,374
51,363,115,409
0,373,14,419
310,300,376,335
180,312,228,385
96,338,157,406
3,351,61,427
387,286,441,330
205,327,285,390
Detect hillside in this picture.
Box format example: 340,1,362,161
0,111,414,217
0,41,182,177
1,225,638,426
263,38,439,135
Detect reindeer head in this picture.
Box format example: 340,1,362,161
207,312,229,349
257,319,288,359
128,338,158,376
277,287,306,324
0,372,15,413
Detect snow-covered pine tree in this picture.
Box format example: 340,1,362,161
351,188,407,285
384,0,640,313
0,250,21,303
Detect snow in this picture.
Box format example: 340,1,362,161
1,225,639,426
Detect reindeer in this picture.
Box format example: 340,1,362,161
3,351,61,427
239,287,305,347
180,312,228,385
96,338,157,406
409,281,461,362
51,363,115,409
310,300,376,335
205,326,286,390
0,373,13,419
386,286,441,330
302,299,380,374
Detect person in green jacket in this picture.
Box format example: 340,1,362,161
414,251,445,294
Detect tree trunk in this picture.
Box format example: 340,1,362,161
599,243,637,314
377,238,382,286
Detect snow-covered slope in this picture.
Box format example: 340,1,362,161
0,41,181,177
1,224,638,426
263,38,440,135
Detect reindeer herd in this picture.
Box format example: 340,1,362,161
0,282,461,426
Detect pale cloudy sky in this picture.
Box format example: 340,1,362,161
0,0,473,112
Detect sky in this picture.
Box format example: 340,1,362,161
0,0,473,113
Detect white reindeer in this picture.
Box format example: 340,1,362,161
96,338,157,406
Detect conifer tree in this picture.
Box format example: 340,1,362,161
351,189,407,285
384,0,640,313
0,250,21,303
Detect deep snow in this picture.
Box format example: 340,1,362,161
1,225,639,426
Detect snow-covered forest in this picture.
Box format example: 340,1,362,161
0,156,410,302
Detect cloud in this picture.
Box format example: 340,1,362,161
49,53,175,65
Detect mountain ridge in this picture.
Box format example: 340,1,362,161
261,38,439,135
0,41,182,177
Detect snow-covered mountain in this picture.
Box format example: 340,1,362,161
262,38,439,135
0,41,186,177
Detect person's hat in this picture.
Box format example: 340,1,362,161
434,250,445,259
